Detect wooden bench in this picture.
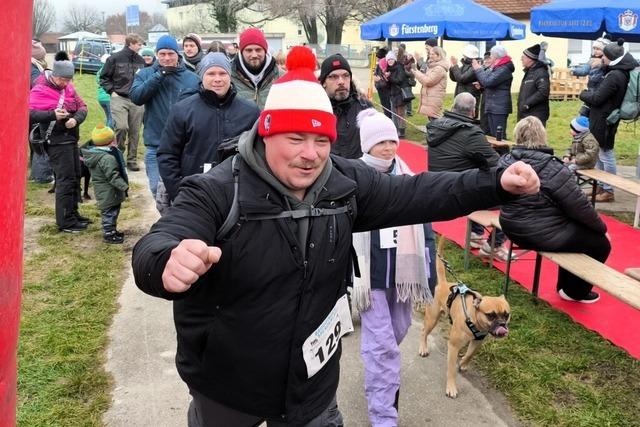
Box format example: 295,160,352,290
626,268,640,281
527,252,640,310
576,168,640,228
549,68,588,101
463,210,499,270
485,135,515,150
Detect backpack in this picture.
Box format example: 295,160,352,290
215,155,357,241
607,69,640,124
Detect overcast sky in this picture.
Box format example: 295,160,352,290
53,0,168,29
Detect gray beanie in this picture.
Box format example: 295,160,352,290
603,38,625,61
198,52,231,79
52,51,74,79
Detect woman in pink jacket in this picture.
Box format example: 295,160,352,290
29,52,89,233
412,46,449,121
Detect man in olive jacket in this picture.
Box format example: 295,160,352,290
132,47,541,427
230,27,280,109
517,43,551,126
99,33,146,170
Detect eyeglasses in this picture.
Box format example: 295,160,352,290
326,72,351,82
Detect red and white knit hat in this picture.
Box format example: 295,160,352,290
258,46,337,142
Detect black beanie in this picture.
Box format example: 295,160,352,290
425,38,438,47
604,38,625,61
523,44,541,60
375,47,388,60
320,54,352,83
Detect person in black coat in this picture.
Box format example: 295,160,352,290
472,45,515,138
499,116,610,303
374,47,392,119
319,54,372,159
386,50,413,138
132,46,542,426
579,39,636,202
157,53,260,201
517,43,551,126
449,44,482,117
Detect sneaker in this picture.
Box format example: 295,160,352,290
595,191,614,203
103,232,124,244
559,289,600,304
60,222,88,233
127,163,140,172
470,232,486,249
76,215,93,224
478,241,517,262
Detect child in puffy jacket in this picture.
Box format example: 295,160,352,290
562,116,599,171
81,124,128,244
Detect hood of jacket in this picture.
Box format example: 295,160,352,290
427,57,450,72
81,144,110,168
426,110,477,147
508,146,555,172
606,52,638,73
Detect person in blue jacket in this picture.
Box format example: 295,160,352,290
130,35,200,197
157,52,260,201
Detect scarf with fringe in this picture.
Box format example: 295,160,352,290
352,156,433,312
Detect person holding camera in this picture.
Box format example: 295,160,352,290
130,35,201,198
29,52,88,233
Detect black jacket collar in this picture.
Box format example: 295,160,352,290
199,84,237,107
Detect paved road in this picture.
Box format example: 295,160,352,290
103,170,520,426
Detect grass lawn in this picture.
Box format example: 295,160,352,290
18,72,142,426
18,73,640,426
383,94,639,167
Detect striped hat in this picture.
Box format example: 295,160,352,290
258,46,337,142
91,124,115,146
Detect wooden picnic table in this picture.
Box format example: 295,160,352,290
485,135,514,149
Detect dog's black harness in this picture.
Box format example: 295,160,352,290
446,284,488,341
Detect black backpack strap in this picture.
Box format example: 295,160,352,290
215,155,241,242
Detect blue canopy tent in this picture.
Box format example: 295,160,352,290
531,0,640,43
360,0,526,41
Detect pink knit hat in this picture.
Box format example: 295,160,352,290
357,108,399,154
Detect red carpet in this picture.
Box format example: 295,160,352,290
398,139,640,359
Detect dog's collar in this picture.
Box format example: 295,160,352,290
447,284,488,341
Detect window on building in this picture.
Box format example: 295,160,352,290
628,43,640,61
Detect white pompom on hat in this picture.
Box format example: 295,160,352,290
259,46,337,142
357,108,399,154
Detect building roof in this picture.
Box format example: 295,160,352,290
58,31,108,41
149,24,168,32
39,32,65,45
475,0,549,19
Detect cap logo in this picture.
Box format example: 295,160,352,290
332,60,341,67
264,114,272,131
311,119,322,128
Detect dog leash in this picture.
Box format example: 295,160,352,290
440,254,488,341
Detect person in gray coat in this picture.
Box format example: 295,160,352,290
472,45,515,137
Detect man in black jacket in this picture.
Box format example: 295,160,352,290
132,46,540,427
517,43,551,126
579,39,636,202
100,33,145,171
157,52,260,201
449,44,482,116
426,93,512,261
320,54,371,159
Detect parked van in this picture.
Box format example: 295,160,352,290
72,40,112,73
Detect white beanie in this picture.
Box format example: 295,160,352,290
593,37,610,50
357,108,399,154
462,44,479,59
490,45,507,59
259,46,336,141
385,51,397,62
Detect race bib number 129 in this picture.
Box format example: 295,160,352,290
302,294,354,378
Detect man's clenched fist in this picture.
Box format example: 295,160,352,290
162,239,222,293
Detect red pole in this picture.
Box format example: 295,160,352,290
0,2,32,426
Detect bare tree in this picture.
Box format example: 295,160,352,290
203,0,257,33
63,3,102,33
357,0,408,21
32,0,56,39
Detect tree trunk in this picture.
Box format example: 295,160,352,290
325,18,345,45
300,14,318,45
213,4,238,33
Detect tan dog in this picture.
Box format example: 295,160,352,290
418,238,510,398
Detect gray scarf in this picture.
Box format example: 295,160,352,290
239,53,273,87
238,122,333,256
